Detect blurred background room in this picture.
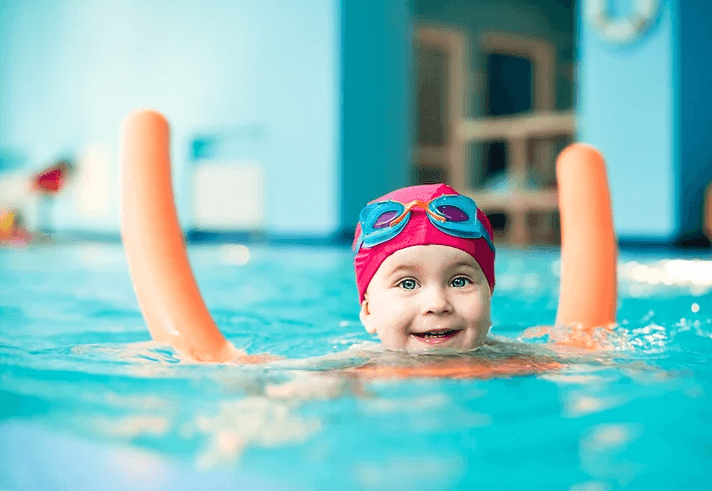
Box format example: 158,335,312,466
1,0,711,249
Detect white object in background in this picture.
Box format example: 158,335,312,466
586,0,660,44
75,143,111,219
0,169,39,231
192,161,266,231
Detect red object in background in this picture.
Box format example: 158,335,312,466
33,161,72,194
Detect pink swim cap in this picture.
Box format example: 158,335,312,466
353,183,495,303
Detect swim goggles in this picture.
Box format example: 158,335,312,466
353,194,495,253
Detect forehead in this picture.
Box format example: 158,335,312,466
378,244,480,272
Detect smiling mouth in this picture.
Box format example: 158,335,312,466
411,329,462,345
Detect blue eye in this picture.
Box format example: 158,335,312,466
451,277,470,288
398,278,417,290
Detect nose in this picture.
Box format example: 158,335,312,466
421,284,453,315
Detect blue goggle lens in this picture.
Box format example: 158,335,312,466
434,204,469,222
373,210,399,229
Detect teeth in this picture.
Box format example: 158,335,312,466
418,330,456,338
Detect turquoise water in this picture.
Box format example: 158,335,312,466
1,243,711,490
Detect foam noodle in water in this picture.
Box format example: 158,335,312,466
121,110,238,362
555,143,617,331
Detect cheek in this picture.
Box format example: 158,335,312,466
463,290,491,324
370,298,412,338
460,293,491,346
373,301,408,329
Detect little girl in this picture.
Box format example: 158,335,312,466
121,110,617,373
353,183,495,351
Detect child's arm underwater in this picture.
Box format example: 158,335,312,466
120,110,616,362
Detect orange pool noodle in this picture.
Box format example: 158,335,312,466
555,143,617,330
121,110,236,362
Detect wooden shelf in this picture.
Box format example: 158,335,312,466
462,188,558,213
456,111,576,142
414,26,574,246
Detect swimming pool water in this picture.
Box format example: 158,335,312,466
0,242,710,490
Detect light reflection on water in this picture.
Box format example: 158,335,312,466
0,244,710,490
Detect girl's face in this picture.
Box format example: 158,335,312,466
360,245,492,351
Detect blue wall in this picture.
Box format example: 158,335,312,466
340,0,412,235
0,0,339,236
678,0,712,241
578,0,676,240
579,0,712,242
